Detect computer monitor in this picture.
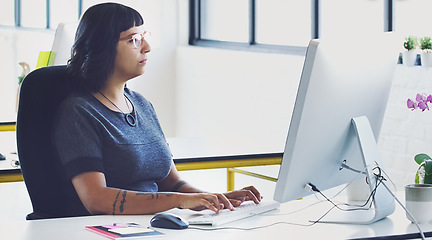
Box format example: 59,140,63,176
48,22,78,66
274,34,398,224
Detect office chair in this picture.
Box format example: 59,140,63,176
16,65,77,220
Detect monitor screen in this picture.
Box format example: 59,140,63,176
274,34,398,224
48,22,78,66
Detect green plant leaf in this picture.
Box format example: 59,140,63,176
404,36,419,50
420,36,432,50
424,160,432,184
416,164,426,184
414,153,432,165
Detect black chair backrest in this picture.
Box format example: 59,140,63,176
16,65,75,219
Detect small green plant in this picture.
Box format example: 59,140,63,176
414,153,432,184
18,62,30,85
420,37,432,52
404,36,418,51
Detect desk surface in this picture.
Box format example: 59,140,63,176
1,182,431,240
0,136,283,175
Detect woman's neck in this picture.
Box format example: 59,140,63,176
98,76,127,100
94,82,130,113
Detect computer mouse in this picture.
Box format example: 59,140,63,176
150,213,189,229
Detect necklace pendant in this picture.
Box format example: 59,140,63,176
125,113,136,127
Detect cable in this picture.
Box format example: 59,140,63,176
381,181,426,240
188,221,312,231
190,164,425,240
315,165,426,240
305,164,393,225
307,174,382,212
323,164,372,204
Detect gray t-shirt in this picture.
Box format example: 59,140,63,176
53,88,172,193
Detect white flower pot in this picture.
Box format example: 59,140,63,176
421,51,432,67
405,184,432,223
403,51,417,66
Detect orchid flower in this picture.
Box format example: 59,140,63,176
407,93,432,111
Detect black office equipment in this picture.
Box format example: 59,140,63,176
150,213,189,229
16,65,77,220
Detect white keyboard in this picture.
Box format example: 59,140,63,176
188,201,280,226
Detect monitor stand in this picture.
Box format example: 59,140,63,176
318,116,395,225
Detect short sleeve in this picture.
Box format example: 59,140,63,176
53,96,105,179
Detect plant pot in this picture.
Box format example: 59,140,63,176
403,51,417,66
421,51,432,67
405,184,432,223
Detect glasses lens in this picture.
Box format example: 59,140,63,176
143,31,151,40
132,34,143,48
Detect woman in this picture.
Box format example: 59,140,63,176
53,2,262,216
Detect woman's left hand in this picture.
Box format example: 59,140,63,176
223,186,263,208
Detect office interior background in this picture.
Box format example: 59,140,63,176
1,0,432,198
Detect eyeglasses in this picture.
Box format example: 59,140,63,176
119,31,151,49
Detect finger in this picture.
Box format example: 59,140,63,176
200,198,220,213
216,193,234,210
229,199,242,207
242,189,260,204
242,186,262,202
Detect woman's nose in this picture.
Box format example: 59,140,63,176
141,39,151,54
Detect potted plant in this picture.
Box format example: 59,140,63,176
407,93,432,183
420,37,432,67
16,62,30,112
414,153,432,184
403,36,418,66
406,155,432,223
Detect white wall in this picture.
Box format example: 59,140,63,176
173,1,432,193
175,46,303,155
0,28,54,122
0,0,178,136
379,66,432,189
1,1,430,194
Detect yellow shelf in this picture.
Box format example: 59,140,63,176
0,173,24,183
175,155,282,191
0,123,16,132
175,156,281,171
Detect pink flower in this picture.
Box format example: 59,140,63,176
407,99,417,110
407,93,432,111
419,101,430,111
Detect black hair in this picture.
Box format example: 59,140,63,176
67,3,144,92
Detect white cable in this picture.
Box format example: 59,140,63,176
381,181,426,240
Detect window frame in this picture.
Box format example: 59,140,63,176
2,0,82,29
189,0,394,55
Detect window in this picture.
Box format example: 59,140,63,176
50,0,80,29
190,0,395,54
0,1,15,27
201,0,249,43
0,0,82,29
255,0,311,47
320,0,383,38
190,0,311,55
21,0,47,28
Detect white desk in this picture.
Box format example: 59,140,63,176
0,155,22,182
2,182,432,240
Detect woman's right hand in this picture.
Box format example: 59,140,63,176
177,192,234,213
